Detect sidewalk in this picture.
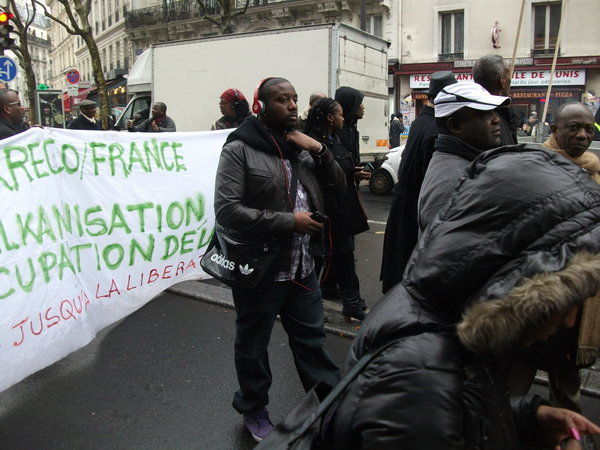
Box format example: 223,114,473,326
169,280,600,398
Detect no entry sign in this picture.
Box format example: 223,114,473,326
66,68,80,85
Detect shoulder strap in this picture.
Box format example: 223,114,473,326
287,337,403,444
289,156,299,210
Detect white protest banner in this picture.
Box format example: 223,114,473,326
0,127,230,392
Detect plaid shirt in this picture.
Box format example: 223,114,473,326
275,159,314,281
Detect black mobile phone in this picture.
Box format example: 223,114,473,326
310,212,328,223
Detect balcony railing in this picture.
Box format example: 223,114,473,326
27,34,51,47
125,0,307,29
438,52,464,62
531,48,561,57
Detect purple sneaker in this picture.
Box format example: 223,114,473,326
243,408,273,442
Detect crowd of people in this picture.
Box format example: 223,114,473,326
1,54,600,448
206,66,599,448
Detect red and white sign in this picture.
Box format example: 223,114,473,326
410,70,586,89
65,69,80,85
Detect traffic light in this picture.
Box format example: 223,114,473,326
0,11,15,50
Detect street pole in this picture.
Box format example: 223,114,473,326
509,0,526,80
360,0,366,31
536,0,567,142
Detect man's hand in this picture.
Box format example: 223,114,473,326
293,212,323,235
285,130,322,153
151,120,160,132
126,119,134,129
536,405,600,449
355,168,371,180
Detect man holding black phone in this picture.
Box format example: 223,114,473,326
214,77,345,442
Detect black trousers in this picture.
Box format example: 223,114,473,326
231,271,341,414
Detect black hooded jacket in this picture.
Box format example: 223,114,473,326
214,116,346,258
335,87,364,164
326,145,600,449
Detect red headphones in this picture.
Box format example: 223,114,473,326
252,77,274,115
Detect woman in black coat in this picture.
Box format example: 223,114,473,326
325,145,600,449
304,98,369,321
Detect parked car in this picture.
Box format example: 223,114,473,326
369,145,405,195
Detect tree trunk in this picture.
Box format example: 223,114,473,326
84,35,110,130
14,45,38,124
8,0,38,123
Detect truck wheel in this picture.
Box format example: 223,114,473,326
369,170,393,195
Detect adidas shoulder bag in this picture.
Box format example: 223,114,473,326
200,229,281,289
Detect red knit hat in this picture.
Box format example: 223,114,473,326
220,88,246,103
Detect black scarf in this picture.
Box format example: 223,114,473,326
434,134,483,162
226,116,297,160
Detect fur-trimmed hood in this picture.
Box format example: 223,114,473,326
350,144,600,360
458,252,600,354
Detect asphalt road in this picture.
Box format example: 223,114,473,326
352,184,393,309
0,293,351,450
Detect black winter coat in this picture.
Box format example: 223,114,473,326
326,145,600,449
497,106,518,146
381,105,437,292
0,117,26,140
323,136,368,238
335,87,364,165
68,114,102,131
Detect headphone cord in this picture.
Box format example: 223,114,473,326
267,133,333,292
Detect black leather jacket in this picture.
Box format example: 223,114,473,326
214,117,346,244
326,145,600,449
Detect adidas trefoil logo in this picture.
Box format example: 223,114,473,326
239,264,254,275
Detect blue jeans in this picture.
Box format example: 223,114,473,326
231,271,341,414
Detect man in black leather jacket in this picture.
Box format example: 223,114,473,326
214,77,345,442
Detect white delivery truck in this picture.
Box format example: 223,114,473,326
115,23,390,159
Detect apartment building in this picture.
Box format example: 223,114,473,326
4,1,51,112
393,0,600,123
124,0,396,79
73,0,133,116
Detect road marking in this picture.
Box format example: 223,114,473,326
368,220,387,225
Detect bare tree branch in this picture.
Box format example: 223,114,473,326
195,0,222,27
231,0,250,20
11,46,23,61
55,0,85,34
33,0,78,35
26,0,36,29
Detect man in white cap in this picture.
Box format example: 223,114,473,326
417,82,510,233
68,99,101,130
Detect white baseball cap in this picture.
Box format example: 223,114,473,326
434,82,510,118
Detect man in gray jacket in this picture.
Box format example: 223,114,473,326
214,77,345,442
418,82,510,233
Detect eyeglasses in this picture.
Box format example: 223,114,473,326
4,101,21,107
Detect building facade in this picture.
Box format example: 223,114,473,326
4,2,52,115
73,0,133,116
46,0,76,91
393,0,600,124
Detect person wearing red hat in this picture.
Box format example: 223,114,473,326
211,88,251,130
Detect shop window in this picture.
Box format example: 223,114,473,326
366,15,383,38
439,10,464,60
533,2,561,55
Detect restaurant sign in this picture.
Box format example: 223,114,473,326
410,70,586,89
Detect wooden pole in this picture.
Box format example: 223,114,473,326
537,0,567,141
509,0,526,80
